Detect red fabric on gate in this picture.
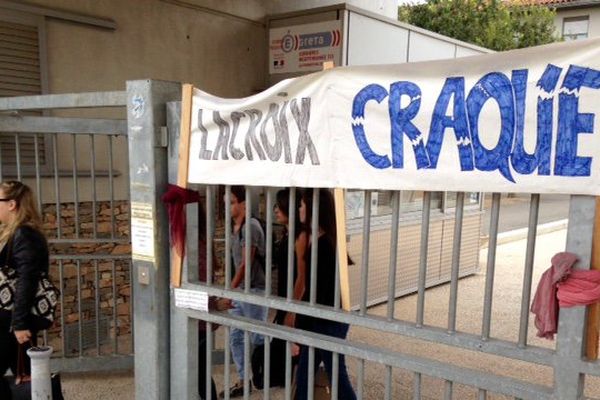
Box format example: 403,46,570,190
557,269,600,307
530,252,577,339
162,184,219,331
161,184,200,259
531,252,600,340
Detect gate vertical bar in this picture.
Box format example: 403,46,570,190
518,194,539,347
416,191,431,327
360,190,372,316
387,191,400,321
72,134,80,237
52,134,62,238
108,135,116,239
206,185,215,400
94,260,100,355
448,192,464,333
264,189,273,399
14,134,21,181
384,365,392,400
112,260,118,354
482,193,501,340
166,100,199,400
127,80,181,400
224,185,232,400
554,195,595,399
90,135,98,237
170,199,200,400
33,135,42,213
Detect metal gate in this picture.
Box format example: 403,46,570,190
4,81,597,398
0,91,133,372
123,79,600,399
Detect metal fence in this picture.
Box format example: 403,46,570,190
0,91,133,372
8,82,594,398
157,90,600,399
171,189,600,400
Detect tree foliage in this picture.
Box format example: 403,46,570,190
398,0,558,51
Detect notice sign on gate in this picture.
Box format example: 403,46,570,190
187,39,600,196
131,202,155,263
269,20,342,74
174,288,209,311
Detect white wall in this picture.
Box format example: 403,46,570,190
269,0,398,20
555,6,600,39
346,10,490,67
6,0,489,203
347,12,409,65
12,0,269,202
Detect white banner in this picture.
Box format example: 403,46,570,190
189,39,600,195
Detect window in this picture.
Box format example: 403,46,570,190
444,191,480,210
0,9,51,176
345,190,444,220
345,190,481,221
563,16,589,41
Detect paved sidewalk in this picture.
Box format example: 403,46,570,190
481,193,570,234
60,371,133,400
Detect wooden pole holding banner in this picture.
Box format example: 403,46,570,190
334,187,352,311
585,197,600,359
321,61,352,311
170,83,194,288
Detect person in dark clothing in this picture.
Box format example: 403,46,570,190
272,189,305,325
251,189,304,389
294,188,357,400
0,181,50,391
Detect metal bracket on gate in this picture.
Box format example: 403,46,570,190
138,265,151,285
157,126,168,148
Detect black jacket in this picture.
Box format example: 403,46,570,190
0,225,49,331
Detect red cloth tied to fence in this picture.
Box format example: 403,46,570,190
531,252,600,340
161,184,200,259
557,269,600,307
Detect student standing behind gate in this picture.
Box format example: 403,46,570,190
250,189,306,389
222,185,268,398
273,189,307,327
294,188,357,400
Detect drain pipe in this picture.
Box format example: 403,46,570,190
27,346,53,400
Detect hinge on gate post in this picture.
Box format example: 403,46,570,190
157,126,168,147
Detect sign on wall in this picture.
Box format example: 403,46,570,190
269,20,343,74
188,39,600,195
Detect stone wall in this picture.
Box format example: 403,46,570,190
37,196,280,354
40,201,132,355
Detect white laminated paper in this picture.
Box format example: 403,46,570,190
174,288,209,312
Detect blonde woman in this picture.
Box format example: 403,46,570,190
0,181,50,385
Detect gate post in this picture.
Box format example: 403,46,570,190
554,195,596,399
126,80,181,400
166,100,200,400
